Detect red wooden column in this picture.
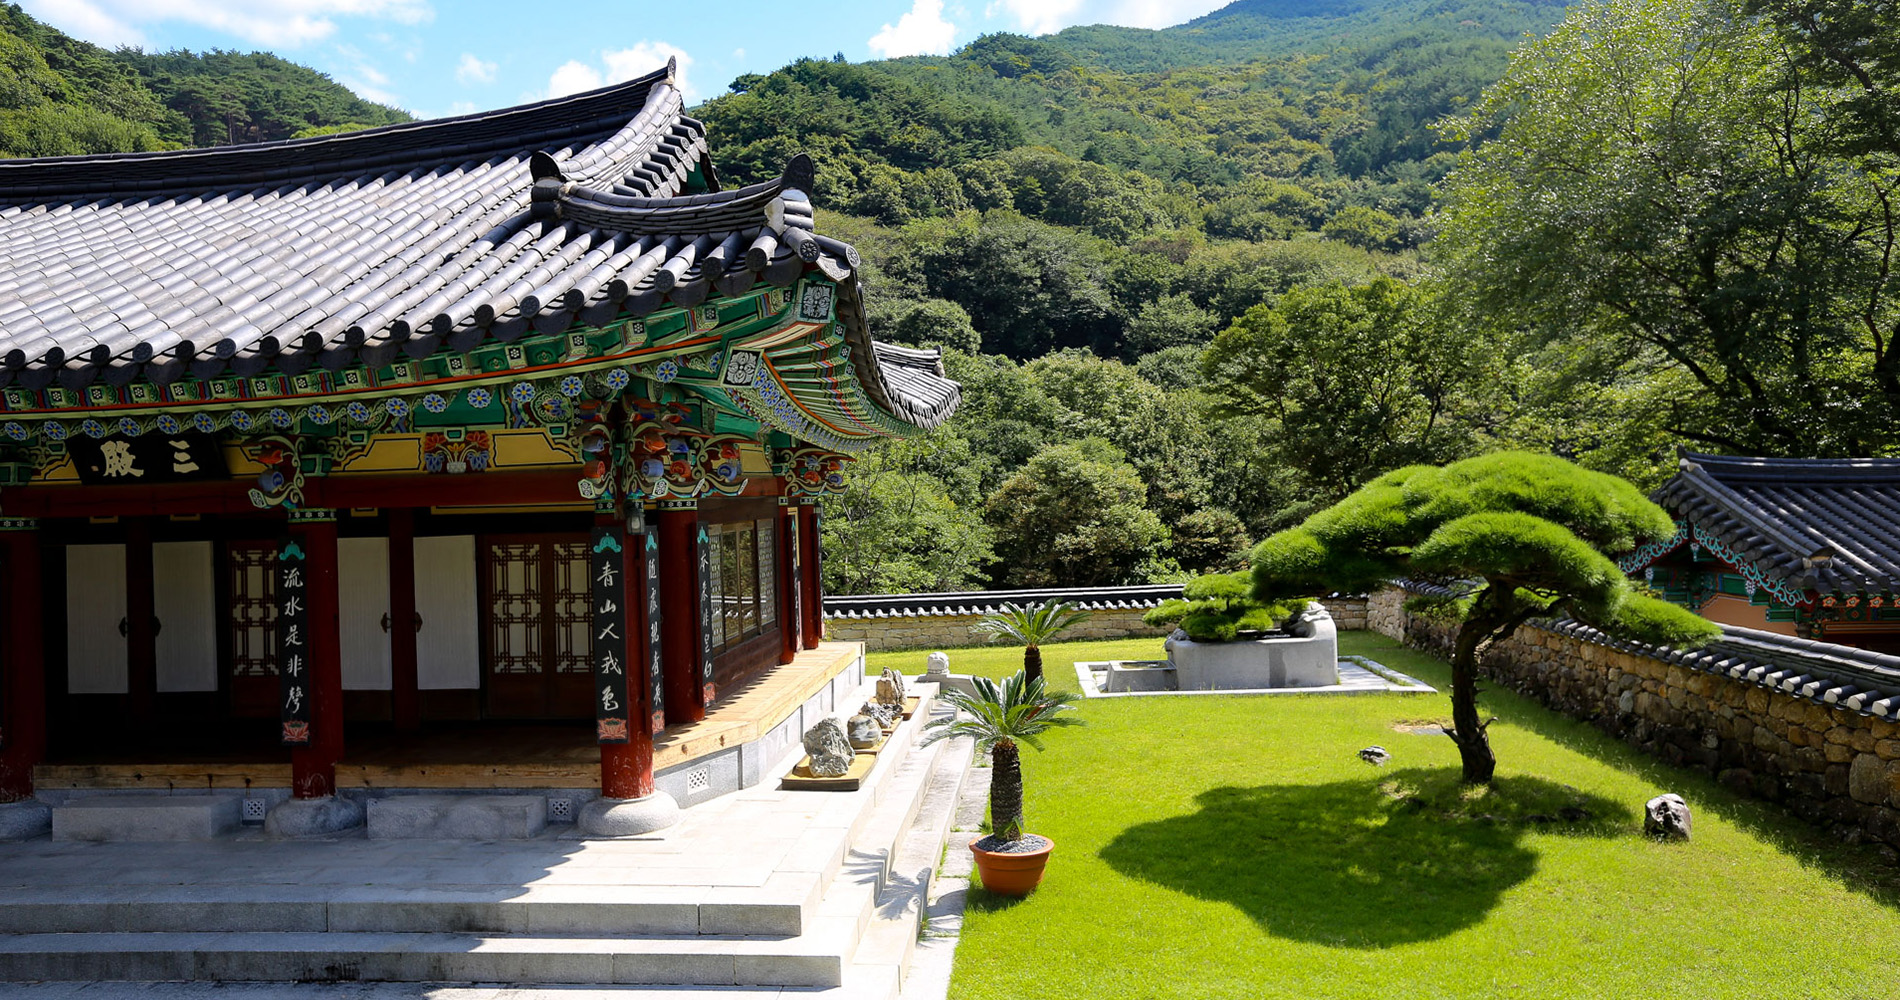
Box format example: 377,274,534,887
776,497,801,664
0,520,46,800
387,508,421,732
124,518,156,725
656,498,708,725
289,509,344,799
598,508,655,800
797,500,822,649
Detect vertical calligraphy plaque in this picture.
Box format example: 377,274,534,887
644,524,665,734
786,511,802,646
696,524,715,705
277,538,312,746
591,526,630,744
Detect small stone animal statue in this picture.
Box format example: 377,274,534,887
923,651,952,681
876,667,907,707
1644,793,1692,841
847,713,881,750
801,717,854,777
1358,745,1391,766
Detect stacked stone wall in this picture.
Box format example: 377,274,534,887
1368,586,1900,851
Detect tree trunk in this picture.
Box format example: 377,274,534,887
1023,644,1043,687
990,739,1024,841
1447,617,1497,785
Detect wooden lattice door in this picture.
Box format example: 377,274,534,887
224,540,279,718
480,534,592,719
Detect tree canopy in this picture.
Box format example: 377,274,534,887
1252,452,1720,782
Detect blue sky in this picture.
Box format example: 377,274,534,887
21,0,1230,119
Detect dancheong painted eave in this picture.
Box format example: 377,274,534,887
0,57,958,439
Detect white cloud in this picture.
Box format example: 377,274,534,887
546,41,697,102
19,0,432,49
869,0,958,58
455,53,497,85
732,47,746,60
984,0,1220,35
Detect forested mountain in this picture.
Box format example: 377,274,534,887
0,4,407,158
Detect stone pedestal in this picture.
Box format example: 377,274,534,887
579,792,680,837
265,795,364,838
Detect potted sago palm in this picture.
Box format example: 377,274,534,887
971,599,1092,686
920,671,1082,896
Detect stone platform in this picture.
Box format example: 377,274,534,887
1075,655,1435,698
0,679,968,999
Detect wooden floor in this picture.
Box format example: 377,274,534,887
33,643,863,791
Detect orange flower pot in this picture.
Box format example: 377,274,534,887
971,836,1054,896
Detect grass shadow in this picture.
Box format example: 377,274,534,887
1344,633,1900,909
1098,767,1634,947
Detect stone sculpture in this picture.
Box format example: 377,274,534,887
802,717,854,777
877,667,907,707
847,713,882,750
1644,793,1692,840
923,651,951,682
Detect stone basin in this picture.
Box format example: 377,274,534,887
1167,604,1339,690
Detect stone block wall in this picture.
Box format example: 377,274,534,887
825,606,1164,652
1368,586,1900,851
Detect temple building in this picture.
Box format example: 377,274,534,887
0,59,959,835
1621,453,1900,654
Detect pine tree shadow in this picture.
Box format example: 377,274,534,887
1099,768,1636,947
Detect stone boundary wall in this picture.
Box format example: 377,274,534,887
827,595,1370,652
1367,587,1900,851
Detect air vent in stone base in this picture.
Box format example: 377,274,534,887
547,797,575,823
686,767,711,793
241,799,268,823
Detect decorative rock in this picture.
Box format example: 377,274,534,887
923,651,951,681
802,717,854,777
265,795,364,838
876,667,906,707
847,714,881,749
1357,746,1391,766
861,700,899,729
578,792,680,837
1644,793,1692,840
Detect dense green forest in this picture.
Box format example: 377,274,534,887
0,0,1889,600
0,4,406,157
696,0,1900,597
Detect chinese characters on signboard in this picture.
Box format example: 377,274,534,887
644,525,665,735
696,524,715,705
277,539,311,746
68,432,228,485
591,526,631,744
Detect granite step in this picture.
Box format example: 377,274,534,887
0,683,960,990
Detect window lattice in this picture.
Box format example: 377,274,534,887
227,543,278,678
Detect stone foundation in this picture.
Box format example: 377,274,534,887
1368,586,1900,852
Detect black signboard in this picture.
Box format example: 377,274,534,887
277,538,311,746
644,524,664,734
68,432,228,485
591,526,630,744
696,524,715,705
785,508,802,647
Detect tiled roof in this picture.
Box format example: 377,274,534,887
0,60,958,432
1654,453,1900,595
823,585,1187,620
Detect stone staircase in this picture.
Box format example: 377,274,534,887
0,685,971,998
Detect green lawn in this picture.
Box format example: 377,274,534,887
869,633,1900,1000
